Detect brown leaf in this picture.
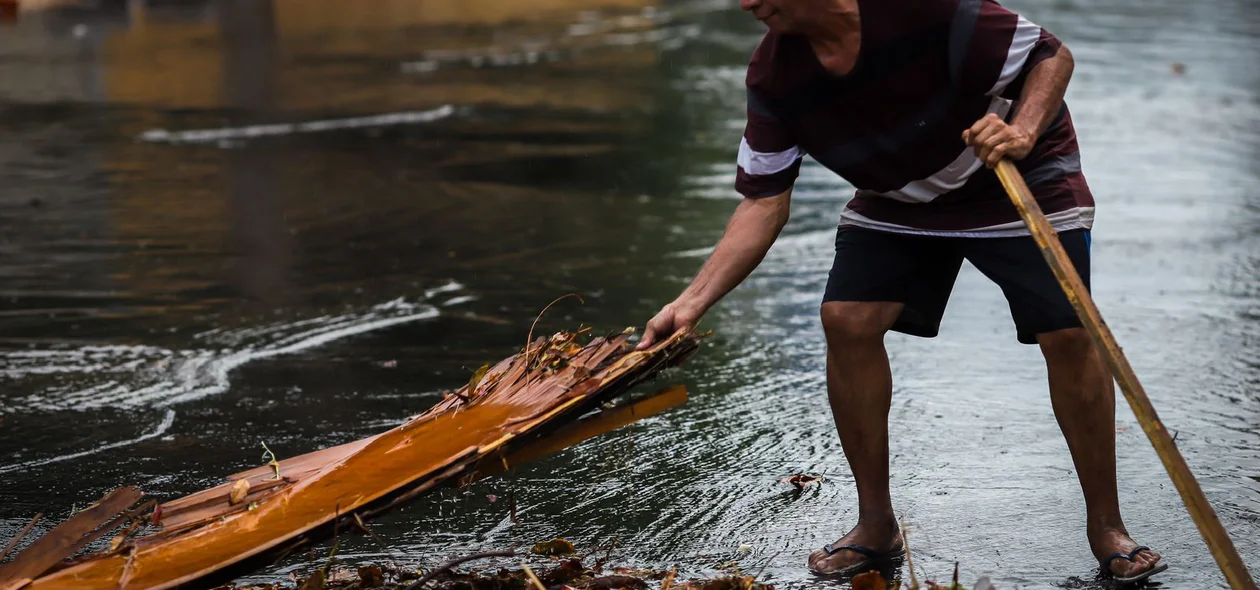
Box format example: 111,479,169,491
468,363,490,395
612,567,670,580
686,575,772,590
327,568,358,583
531,537,577,556
357,565,384,587
924,582,966,590
228,479,251,505
540,558,589,586
297,569,326,590
851,570,887,590
573,575,648,590
778,474,824,490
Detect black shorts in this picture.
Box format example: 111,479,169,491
822,227,1091,345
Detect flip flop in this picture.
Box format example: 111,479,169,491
808,543,906,577
1100,546,1169,585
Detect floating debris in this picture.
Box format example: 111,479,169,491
778,474,823,490
2,327,701,590
228,479,251,505
850,570,887,590
225,546,774,590
532,538,578,557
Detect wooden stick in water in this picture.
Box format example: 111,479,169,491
899,519,920,590
994,159,1256,590
402,551,516,590
0,514,41,562
520,563,547,590
661,566,678,590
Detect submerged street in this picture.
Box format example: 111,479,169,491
1,0,1258,587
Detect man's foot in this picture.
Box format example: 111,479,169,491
807,520,903,575
1092,528,1165,581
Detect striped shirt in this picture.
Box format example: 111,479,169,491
735,0,1094,236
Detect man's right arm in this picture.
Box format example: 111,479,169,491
636,187,791,349
636,72,801,349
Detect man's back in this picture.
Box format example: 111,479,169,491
737,0,1094,237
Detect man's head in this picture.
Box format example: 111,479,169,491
739,0,817,34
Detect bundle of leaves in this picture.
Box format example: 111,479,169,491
852,568,999,590
223,539,773,590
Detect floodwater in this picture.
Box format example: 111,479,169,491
0,0,1257,588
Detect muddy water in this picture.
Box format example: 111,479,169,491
1,0,1257,588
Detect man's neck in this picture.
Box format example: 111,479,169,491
798,0,860,44
802,0,861,75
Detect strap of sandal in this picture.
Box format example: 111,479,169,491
822,544,880,558
1102,545,1151,569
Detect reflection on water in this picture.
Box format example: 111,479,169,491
1,0,1258,588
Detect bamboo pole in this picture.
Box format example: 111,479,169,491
994,160,1256,589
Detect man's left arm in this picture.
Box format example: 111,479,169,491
963,44,1074,168
951,0,1075,168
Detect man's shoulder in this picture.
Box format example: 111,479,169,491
745,32,780,83
863,0,958,41
745,32,803,92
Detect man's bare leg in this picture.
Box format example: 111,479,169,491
1039,327,1162,578
808,301,905,573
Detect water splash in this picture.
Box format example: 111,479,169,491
2,287,462,412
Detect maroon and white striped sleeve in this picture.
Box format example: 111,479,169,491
734,95,802,199
952,0,1063,99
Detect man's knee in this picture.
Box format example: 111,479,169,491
820,301,900,343
1037,327,1094,359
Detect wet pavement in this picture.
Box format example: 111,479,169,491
1,0,1258,588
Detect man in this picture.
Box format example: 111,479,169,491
635,0,1168,584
